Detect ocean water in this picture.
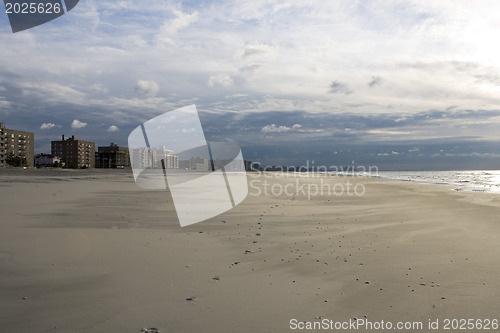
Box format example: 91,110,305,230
374,170,500,194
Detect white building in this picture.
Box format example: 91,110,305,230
35,153,61,167
131,147,156,169
155,146,179,169
131,147,179,169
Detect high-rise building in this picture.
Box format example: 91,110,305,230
51,135,95,169
156,146,179,169
0,122,35,168
130,147,156,169
130,146,179,169
96,143,131,168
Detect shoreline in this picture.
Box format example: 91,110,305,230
2,167,499,193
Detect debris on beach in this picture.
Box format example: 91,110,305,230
140,328,159,333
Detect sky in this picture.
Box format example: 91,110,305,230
1,0,500,170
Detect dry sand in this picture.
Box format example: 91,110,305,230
0,169,499,332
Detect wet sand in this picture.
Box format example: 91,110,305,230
0,169,499,332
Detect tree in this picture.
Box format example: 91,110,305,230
5,152,27,167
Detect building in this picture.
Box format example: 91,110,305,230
130,147,157,169
0,122,35,168
51,135,95,169
130,146,179,169
179,157,210,171
96,143,130,168
35,153,61,168
155,146,179,169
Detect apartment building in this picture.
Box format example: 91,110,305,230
51,135,95,169
96,143,130,168
155,146,179,169
0,122,35,168
130,146,179,169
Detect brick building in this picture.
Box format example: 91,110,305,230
51,135,95,169
96,143,130,168
0,122,35,168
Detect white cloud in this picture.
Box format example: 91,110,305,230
71,119,87,129
2,0,500,164
18,81,86,104
208,74,233,87
261,124,302,133
158,10,198,43
89,83,108,93
40,123,57,129
455,152,500,159
237,43,278,63
107,125,119,132
135,80,159,98
368,129,413,135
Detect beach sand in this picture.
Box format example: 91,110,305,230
0,169,499,332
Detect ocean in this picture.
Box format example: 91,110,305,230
374,170,500,194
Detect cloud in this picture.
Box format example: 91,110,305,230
239,64,262,74
40,123,57,129
238,43,278,63
71,119,87,129
208,74,233,87
2,1,500,169
158,10,198,41
451,152,500,158
368,76,382,87
261,124,302,133
135,80,159,98
328,81,353,94
107,125,119,132
18,81,87,104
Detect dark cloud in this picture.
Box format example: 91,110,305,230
2,71,500,170
368,76,382,87
197,108,500,169
328,81,353,94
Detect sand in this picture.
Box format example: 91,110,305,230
0,169,499,332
